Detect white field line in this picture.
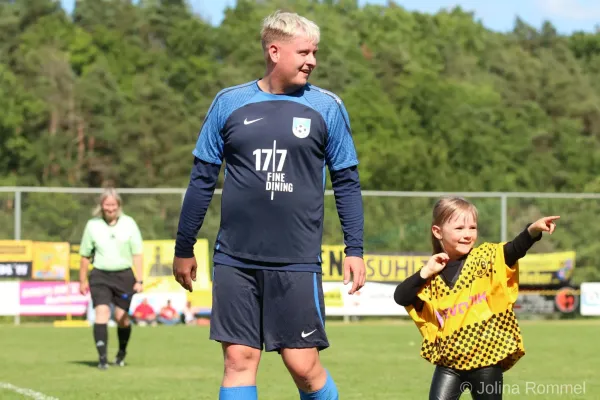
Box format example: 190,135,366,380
0,382,59,400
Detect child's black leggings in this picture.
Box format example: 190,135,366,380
429,364,503,400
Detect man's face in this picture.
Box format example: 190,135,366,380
273,34,318,88
102,196,119,221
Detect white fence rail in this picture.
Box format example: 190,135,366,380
2,186,600,242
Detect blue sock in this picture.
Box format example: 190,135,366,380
219,386,257,400
299,370,339,400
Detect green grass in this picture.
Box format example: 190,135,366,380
0,320,597,399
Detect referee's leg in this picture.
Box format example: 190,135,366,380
112,306,132,366
111,268,137,366
88,270,113,369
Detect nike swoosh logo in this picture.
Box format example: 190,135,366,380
244,118,263,125
301,329,317,338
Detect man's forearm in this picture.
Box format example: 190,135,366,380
330,166,364,257
175,158,221,258
79,258,89,282
133,254,143,281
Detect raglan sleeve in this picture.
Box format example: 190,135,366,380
324,100,359,171
175,94,225,258
192,95,225,165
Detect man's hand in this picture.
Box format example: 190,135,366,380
343,256,366,295
528,216,560,237
79,281,89,296
133,282,144,293
173,256,197,292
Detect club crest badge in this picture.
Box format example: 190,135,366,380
292,117,311,138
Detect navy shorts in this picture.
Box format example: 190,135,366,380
209,264,329,352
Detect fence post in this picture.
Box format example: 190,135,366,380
501,194,507,242
14,190,22,325
14,190,21,241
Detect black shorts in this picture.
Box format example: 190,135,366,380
89,268,136,310
209,264,329,352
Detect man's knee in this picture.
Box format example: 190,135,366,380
281,348,321,380
223,343,261,374
114,308,131,327
94,305,111,323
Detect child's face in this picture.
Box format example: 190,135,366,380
433,211,478,259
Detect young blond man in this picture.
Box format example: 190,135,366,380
173,10,366,400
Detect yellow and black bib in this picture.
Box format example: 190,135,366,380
406,242,525,371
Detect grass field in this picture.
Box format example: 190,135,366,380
0,320,597,399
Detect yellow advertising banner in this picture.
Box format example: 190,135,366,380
321,245,429,283
69,239,211,290
69,244,86,270
69,239,212,308
0,240,33,278
516,251,575,286
0,240,33,262
142,239,212,309
15,239,574,288
321,245,576,286
31,242,70,280
323,285,344,308
143,239,211,291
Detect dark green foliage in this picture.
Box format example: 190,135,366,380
0,0,598,281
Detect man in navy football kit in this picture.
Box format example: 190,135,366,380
173,10,365,400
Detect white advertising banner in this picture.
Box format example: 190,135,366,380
0,281,20,316
323,282,408,316
580,282,600,316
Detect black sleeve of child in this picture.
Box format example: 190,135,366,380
504,223,542,267
394,271,429,311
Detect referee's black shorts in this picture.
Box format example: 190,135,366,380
89,268,136,310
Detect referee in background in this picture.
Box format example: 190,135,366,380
78,188,144,370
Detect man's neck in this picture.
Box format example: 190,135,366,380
104,216,118,226
258,74,302,95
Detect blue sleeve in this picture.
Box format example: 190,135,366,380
330,166,364,257
175,157,221,258
192,96,224,165
325,102,359,171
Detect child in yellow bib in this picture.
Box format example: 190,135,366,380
394,197,559,400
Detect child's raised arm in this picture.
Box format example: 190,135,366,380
504,216,560,266
394,253,449,309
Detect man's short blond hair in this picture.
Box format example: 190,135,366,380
261,10,320,50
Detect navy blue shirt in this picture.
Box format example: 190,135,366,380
176,80,363,271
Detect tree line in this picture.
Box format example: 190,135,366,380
1,0,599,282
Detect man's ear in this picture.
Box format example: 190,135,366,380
268,43,280,63
432,225,443,240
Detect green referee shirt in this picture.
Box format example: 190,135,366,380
79,214,143,271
